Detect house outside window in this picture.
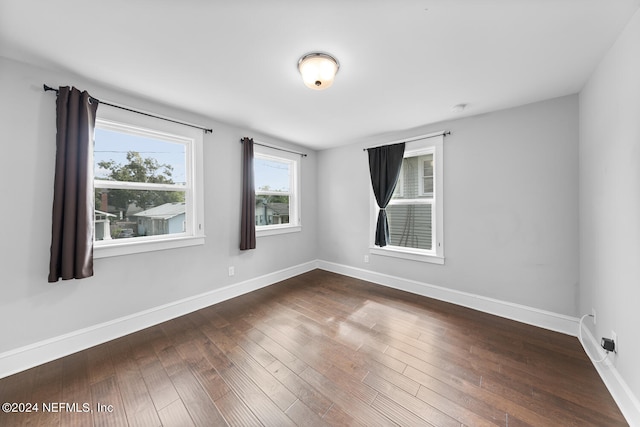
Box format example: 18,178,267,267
370,133,444,264
93,107,205,258
254,144,301,237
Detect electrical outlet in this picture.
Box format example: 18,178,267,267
611,330,617,353
228,266,235,277
592,308,596,325
364,255,370,263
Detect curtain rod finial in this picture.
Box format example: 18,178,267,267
43,84,58,93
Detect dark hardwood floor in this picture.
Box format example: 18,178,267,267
0,270,627,426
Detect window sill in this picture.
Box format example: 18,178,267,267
369,246,445,264
256,225,302,238
94,235,205,259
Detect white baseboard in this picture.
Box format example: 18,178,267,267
580,324,640,426
0,260,318,380
317,260,578,336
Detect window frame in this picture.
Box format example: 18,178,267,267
369,133,444,264
93,106,205,258
253,144,301,237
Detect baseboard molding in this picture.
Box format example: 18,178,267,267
580,325,640,426
317,260,579,336
0,260,318,380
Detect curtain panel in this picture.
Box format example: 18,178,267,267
368,142,405,247
48,86,99,282
240,137,256,250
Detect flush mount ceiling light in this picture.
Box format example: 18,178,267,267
297,52,340,90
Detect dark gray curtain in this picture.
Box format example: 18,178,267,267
240,137,256,250
48,87,99,282
368,142,405,247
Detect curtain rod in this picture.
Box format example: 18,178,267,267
43,84,213,134
363,131,450,151
241,138,308,157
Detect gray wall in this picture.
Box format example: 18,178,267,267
579,8,640,402
318,95,580,316
0,56,318,353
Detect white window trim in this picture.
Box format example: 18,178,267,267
254,144,301,238
93,106,205,259
369,132,444,264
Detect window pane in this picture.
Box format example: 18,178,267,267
94,128,186,185
394,157,420,199
422,154,433,195
254,157,290,193
94,188,186,240
386,203,432,250
255,195,290,226
392,154,433,199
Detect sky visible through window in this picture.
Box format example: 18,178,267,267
95,128,291,191
94,128,186,184
254,157,290,192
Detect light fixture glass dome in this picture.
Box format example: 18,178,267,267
298,52,339,90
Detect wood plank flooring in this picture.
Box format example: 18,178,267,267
0,270,627,426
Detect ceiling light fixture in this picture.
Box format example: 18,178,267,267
297,52,340,90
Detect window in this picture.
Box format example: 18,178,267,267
370,133,444,264
93,106,205,258
254,144,301,236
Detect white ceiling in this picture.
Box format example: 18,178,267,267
1,0,638,150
